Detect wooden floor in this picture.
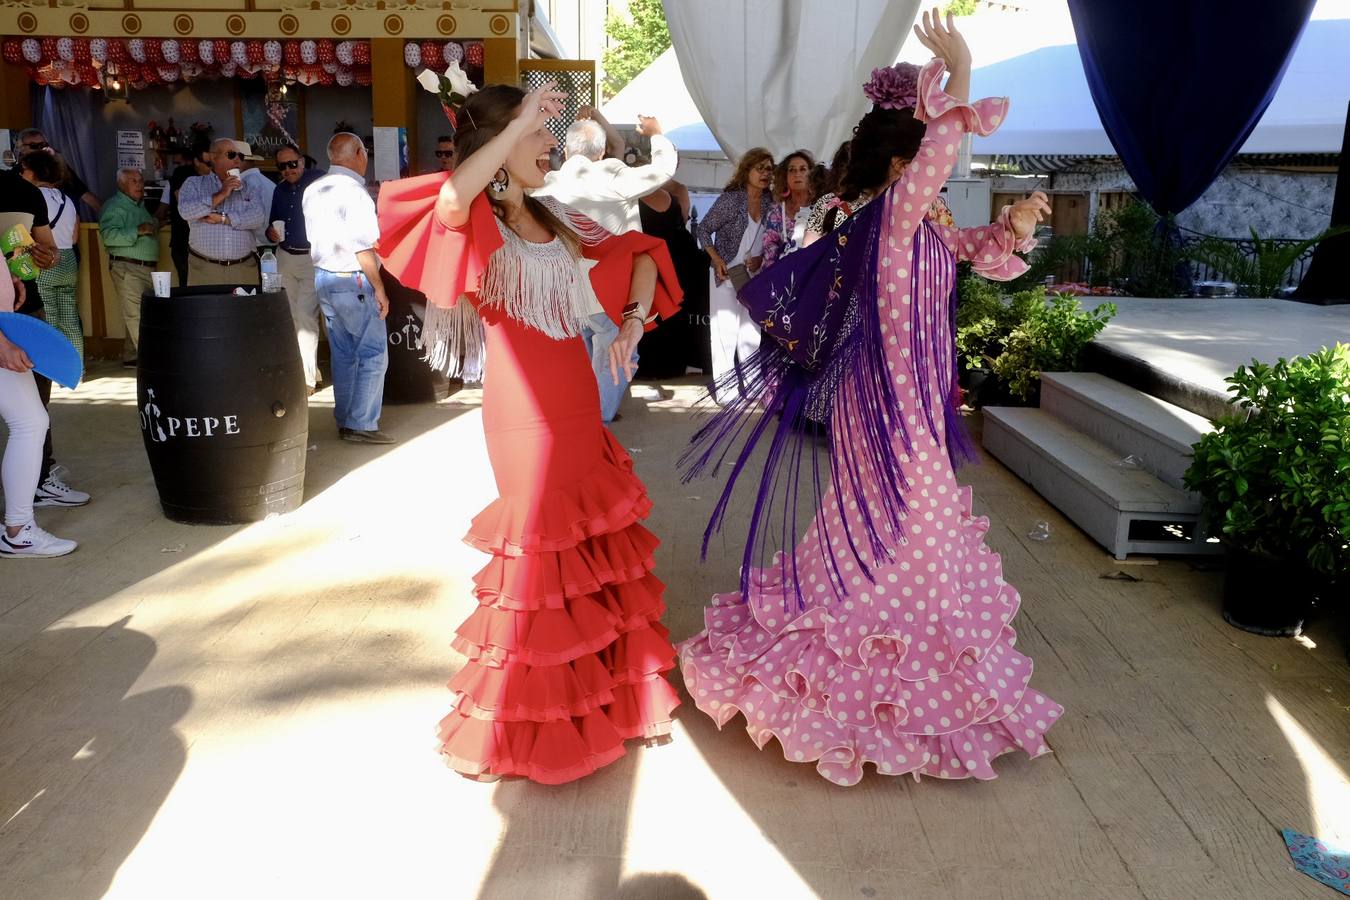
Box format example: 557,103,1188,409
2,367,1348,900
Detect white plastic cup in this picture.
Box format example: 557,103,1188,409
227,167,241,180
271,219,285,242
151,271,172,298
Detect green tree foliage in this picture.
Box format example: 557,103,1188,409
602,0,672,98
943,0,980,15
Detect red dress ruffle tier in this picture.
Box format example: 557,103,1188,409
378,176,682,784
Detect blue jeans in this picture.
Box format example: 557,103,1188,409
580,311,637,423
314,269,389,432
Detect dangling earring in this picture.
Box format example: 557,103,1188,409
489,167,509,193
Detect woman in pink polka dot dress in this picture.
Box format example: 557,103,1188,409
679,12,1063,786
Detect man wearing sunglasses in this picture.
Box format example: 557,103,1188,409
433,135,455,172
15,128,102,216
267,143,326,392
176,137,267,286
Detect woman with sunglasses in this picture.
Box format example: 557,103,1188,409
695,148,774,402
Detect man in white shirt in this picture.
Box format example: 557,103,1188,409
534,109,675,235
532,109,676,421
302,133,393,445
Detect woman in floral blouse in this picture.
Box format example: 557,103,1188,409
761,150,816,270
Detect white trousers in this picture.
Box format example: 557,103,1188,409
708,272,761,395
0,368,49,527
278,249,322,388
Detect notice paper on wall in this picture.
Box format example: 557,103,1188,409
117,130,145,171
372,126,407,182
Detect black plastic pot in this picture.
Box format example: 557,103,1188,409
1221,545,1315,637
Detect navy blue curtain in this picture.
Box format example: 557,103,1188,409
1066,0,1315,217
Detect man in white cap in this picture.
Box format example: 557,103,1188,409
234,141,276,250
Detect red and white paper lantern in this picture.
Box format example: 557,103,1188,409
352,40,370,66
420,40,443,71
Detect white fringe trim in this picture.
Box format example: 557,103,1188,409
422,300,485,382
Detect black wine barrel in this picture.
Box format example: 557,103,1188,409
136,285,308,524
380,269,452,405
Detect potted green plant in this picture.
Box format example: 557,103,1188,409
955,280,1061,407
1183,344,1350,635
990,292,1116,405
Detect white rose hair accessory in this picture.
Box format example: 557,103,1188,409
417,59,478,130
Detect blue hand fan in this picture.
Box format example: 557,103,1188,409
0,312,84,389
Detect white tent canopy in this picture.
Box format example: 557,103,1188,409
602,47,722,153
605,0,1350,159
894,4,1350,156
660,0,919,161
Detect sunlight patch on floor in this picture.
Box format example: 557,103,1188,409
1266,693,1350,845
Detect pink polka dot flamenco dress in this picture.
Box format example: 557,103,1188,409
679,59,1063,786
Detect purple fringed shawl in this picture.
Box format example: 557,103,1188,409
680,183,976,610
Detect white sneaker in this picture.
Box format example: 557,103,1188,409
34,474,91,508
0,521,77,558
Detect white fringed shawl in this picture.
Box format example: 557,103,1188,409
421,196,613,380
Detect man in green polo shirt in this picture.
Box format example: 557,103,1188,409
99,168,160,366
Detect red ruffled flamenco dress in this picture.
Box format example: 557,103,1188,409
377,175,684,783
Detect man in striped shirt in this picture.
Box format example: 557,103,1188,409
177,138,267,286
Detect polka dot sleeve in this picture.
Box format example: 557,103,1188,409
881,60,1014,249
913,58,1010,137
943,206,1036,282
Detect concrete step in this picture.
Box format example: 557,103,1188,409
1040,372,1214,491
983,406,1219,560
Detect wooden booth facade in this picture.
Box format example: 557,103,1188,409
0,1,596,359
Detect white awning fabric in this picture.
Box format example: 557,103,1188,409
660,0,920,162
611,1,1349,161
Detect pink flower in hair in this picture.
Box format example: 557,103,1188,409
863,62,920,110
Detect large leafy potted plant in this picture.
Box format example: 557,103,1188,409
1184,344,1350,635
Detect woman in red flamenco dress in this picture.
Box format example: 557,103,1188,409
377,82,684,783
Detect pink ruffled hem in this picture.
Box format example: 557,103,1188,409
679,649,1058,786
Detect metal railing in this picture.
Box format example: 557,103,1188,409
1180,235,1318,291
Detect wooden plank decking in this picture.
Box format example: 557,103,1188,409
1,369,1347,899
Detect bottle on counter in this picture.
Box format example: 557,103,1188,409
259,249,279,292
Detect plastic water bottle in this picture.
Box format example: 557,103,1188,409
260,249,280,293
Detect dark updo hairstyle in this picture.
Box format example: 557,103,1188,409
838,107,926,202
453,84,580,258
19,150,61,186
825,139,851,195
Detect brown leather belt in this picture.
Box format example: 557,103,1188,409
109,255,156,268
189,249,255,267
